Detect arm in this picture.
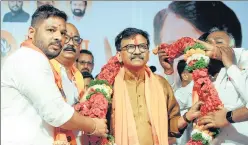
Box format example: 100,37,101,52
198,106,248,130
227,64,248,108
232,107,248,122
161,77,186,137
15,53,106,136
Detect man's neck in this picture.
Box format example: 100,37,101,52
56,57,74,69
73,15,83,21
181,81,190,87
124,67,145,81
11,9,22,16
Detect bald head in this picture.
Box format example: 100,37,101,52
66,23,79,37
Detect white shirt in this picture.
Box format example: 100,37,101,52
174,81,194,145
1,46,74,145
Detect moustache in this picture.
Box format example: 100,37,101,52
82,68,90,72
131,55,144,60
50,41,62,49
63,45,76,52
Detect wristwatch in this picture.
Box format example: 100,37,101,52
226,111,235,123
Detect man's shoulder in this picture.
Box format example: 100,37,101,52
3,12,11,21
5,46,49,68
154,73,171,86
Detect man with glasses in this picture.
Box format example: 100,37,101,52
50,23,86,145
76,49,94,75
109,27,202,145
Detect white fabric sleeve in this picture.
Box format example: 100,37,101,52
14,51,74,127
227,50,248,109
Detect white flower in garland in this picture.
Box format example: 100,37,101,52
186,53,210,65
82,84,113,102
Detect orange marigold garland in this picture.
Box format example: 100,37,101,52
154,37,223,145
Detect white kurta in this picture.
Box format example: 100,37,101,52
1,46,74,145
60,65,83,145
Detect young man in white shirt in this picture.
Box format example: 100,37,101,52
174,60,194,145
1,5,107,145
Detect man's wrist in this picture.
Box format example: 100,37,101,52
226,111,235,123
183,112,192,124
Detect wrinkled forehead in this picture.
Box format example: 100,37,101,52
207,31,230,41
120,34,147,46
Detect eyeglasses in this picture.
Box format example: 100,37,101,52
77,60,93,66
65,35,83,46
121,44,149,53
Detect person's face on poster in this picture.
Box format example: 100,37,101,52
8,1,23,13
118,34,150,70
160,11,203,45
37,1,55,8
71,1,86,17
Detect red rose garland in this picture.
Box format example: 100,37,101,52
155,37,223,145
74,56,121,145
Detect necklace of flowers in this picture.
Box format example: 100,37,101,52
154,37,223,145
74,56,121,145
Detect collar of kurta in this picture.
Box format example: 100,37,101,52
50,59,84,100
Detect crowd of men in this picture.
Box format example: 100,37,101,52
1,1,248,145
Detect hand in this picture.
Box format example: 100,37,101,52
198,107,229,130
219,46,234,68
158,48,174,75
90,118,108,137
194,39,221,60
186,101,203,121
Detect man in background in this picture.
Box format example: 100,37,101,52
76,49,94,74
3,1,30,22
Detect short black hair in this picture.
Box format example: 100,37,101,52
70,1,87,7
115,27,150,51
82,71,94,80
177,60,187,81
31,4,67,27
169,1,242,47
78,49,94,63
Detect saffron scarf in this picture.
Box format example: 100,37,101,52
113,67,169,145
21,40,83,145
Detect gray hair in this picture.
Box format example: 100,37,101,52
209,27,236,48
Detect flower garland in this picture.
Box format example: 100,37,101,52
74,56,121,145
154,37,223,145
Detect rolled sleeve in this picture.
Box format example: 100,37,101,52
14,50,74,127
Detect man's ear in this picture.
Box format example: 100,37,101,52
28,26,36,40
116,51,122,63
182,72,189,81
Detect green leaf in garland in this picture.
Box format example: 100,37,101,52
192,133,210,145
184,42,205,54
88,79,112,89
